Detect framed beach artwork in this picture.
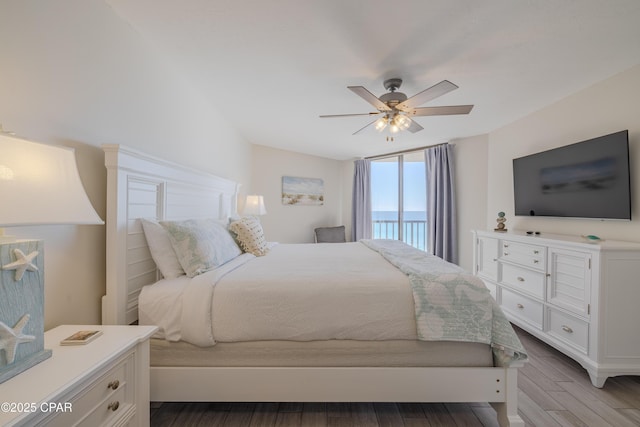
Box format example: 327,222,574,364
282,176,324,206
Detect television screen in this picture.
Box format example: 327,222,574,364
513,130,631,220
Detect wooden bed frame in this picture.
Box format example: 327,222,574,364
101,144,525,426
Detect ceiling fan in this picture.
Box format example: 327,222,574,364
320,78,473,140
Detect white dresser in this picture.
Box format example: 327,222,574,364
472,230,640,387
0,325,157,426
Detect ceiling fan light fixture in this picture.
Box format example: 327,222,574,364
394,115,411,131
374,117,387,132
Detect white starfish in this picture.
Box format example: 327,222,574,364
0,314,36,364
2,248,39,281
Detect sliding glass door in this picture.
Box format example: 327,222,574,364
371,151,426,250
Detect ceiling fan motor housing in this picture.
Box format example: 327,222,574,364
380,78,407,108
379,91,407,108
383,78,403,91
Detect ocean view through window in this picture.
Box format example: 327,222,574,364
371,150,427,251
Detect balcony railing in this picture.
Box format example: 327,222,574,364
372,219,427,251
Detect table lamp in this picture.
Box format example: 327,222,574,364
242,195,267,217
0,132,103,383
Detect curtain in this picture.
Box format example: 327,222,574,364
351,159,372,241
425,144,458,264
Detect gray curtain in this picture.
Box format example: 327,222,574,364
351,159,372,241
425,144,457,264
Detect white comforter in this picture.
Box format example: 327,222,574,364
139,242,417,346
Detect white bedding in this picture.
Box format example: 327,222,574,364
139,242,417,345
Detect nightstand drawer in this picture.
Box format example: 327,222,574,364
501,263,545,299
45,352,134,427
501,241,545,270
79,382,134,427
501,288,543,329
547,308,589,354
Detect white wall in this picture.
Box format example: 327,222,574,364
251,145,343,243
0,1,251,328
487,65,640,241
452,135,490,271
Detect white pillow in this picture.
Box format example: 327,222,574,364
161,218,242,277
140,218,185,279
229,217,269,256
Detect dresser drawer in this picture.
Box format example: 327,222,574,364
501,288,543,329
547,308,589,354
500,263,545,299
500,241,545,270
45,352,135,427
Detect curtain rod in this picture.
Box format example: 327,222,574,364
364,142,451,160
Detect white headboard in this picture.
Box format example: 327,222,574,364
102,144,240,325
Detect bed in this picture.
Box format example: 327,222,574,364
101,144,527,426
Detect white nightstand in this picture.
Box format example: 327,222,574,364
0,325,157,427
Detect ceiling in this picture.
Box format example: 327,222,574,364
106,0,640,160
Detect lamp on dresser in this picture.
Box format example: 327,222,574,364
0,132,103,383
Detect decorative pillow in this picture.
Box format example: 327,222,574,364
160,218,242,277
140,218,186,279
229,217,269,256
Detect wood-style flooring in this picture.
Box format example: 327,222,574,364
150,327,640,426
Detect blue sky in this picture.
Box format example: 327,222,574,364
371,160,426,212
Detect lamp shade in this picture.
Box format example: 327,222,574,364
243,195,267,216
0,134,103,227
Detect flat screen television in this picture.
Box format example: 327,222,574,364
513,130,631,220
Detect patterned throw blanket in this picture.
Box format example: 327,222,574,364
360,239,528,366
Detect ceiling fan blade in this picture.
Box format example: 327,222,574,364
348,86,391,111
408,105,474,116
406,118,424,133
319,112,381,118
396,80,458,111
352,119,377,135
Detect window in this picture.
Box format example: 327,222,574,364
371,150,426,250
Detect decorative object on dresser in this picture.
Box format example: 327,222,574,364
0,325,157,427
473,229,640,387
494,211,507,232
0,133,103,384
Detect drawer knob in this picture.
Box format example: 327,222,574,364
533,250,539,254
517,277,525,282
108,401,120,412
504,252,509,256
107,380,120,390
561,325,574,334
503,244,509,248
533,260,539,264
516,303,524,309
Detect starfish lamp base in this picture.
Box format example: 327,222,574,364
0,240,50,384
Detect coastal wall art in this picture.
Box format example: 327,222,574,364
282,176,324,206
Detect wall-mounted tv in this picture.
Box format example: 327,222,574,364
513,130,631,220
